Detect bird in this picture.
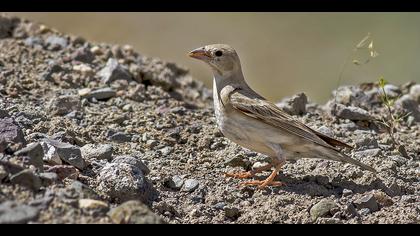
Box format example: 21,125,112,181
188,44,376,189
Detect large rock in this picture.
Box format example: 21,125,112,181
395,94,420,122
0,201,40,224
0,118,26,152
409,84,420,103
108,200,165,224
99,58,132,84
41,139,86,170
97,159,155,202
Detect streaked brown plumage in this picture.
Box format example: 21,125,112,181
189,44,376,189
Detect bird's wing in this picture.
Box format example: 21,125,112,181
228,90,351,151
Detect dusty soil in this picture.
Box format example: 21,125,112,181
0,15,418,224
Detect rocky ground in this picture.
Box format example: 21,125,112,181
0,15,419,224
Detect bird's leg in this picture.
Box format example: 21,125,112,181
225,163,273,179
239,162,285,189
239,143,286,189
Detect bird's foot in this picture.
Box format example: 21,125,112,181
239,180,285,189
225,171,254,179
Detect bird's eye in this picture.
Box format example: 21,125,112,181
215,50,223,57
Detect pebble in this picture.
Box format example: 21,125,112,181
98,58,132,84
309,199,339,221
224,207,241,219
44,165,78,180
45,36,68,50
24,36,43,47
108,200,165,224
353,194,379,212
165,175,184,190
90,46,103,55
78,199,109,212
355,137,379,150
0,117,27,151
182,179,199,192
0,165,8,181
85,88,116,100
383,84,401,98
333,104,372,121
97,162,154,202
359,208,371,216
109,132,131,143
48,95,81,116
38,172,58,186
342,188,353,197
41,141,63,165
345,203,358,217
0,201,40,224
409,84,420,103
71,47,95,63
146,139,159,149
81,143,113,161
395,94,420,122
224,155,251,169
41,139,86,170
10,169,42,191
159,146,173,156
73,64,94,77
14,142,44,171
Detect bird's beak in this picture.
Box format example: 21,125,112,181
188,48,211,60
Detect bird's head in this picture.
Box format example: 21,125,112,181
188,44,242,78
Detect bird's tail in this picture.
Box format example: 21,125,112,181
316,148,377,173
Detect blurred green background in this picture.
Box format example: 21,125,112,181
10,13,420,103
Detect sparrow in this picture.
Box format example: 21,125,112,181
188,44,376,189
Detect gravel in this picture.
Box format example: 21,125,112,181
0,15,418,224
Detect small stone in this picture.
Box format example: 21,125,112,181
277,93,308,116
97,162,155,202
86,88,116,100
159,146,173,156
224,207,241,219
316,125,335,137
66,180,100,200
98,58,132,84
81,144,113,161
359,208,371,216
0,109,9,119
409,84,420,103
78,88,91,97
108,200,165,224
0,201,40,224
45,35,68,50
41,139,86,170
310,199,339,221
0,16,14,38
14,142,44,171
41,141,63,165
355,137,379,150
122,104,133,112
387,181,402,196
383,84,401,98
182,179,199,192
165,175,184,190
146,140,158,149
0,165,8,181
38,172,58,186
109,132,131,143
73,64,94,77
10,169,42,191
90,46,103,55
45,165,78,180
48,95,81,116
342,189,353,197
0,118,26,151
213,202,226,210
24,37,43,47
224,155,251,169
71,47,95,63
333,104,372,121
78,199,109,212
353,194,379,212
345,203,358,217
395,94,420,122
373,191,393,207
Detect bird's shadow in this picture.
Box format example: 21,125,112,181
252,172,410,197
